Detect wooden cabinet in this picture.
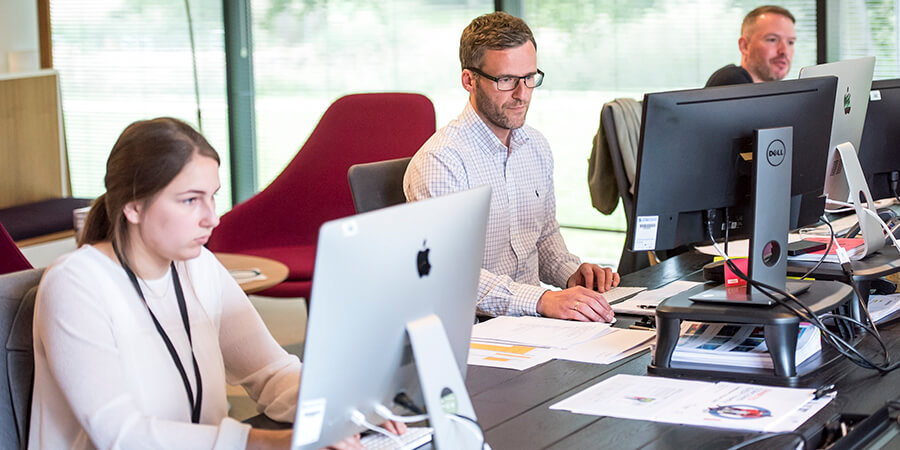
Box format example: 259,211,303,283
0,70,67,209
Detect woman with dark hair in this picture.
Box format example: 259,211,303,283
30,118,388,449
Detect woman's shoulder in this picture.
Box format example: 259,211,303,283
45,245,117,279
38,245,124,314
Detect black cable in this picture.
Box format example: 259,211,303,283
393,392,426,415
726,430,807,450
707,212,900,373
717,243,880,370
798,215,833,280
450,413,486,450
724,207,730,255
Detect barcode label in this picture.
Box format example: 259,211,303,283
634,216,658,251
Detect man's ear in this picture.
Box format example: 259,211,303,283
462,69,477,94
123,201,142,225
738,36,750,56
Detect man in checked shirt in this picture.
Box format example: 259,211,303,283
404,11,619,322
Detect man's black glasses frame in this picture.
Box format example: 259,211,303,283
465,67,544,91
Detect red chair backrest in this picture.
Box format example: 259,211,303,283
0,223,32,275
208,93,436,252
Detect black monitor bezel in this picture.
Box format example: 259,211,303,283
859,78,900,202
627,77,838,252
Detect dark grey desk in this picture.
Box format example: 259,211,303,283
251,252,900,448
468,252,900,449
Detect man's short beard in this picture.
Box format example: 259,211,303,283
474,82,528,130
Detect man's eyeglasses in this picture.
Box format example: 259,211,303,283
465,67,544,91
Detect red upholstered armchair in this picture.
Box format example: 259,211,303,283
0,222,31,275
207,93,436,301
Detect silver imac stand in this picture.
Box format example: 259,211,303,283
407,314,481,449
831,141,885,258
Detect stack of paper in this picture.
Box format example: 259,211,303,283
550,374,833,433
867,294,900,324
554,328,655,365
671,322,821,370
468,316,655,371
471,316,613,349
611,280,702,315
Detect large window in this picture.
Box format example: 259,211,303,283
50,0,232,212
832,0,900,79
251,0,494,187
46,1,900,268
520,0,818,265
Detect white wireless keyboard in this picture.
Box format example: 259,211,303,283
361,427,433,450
599,286,647,302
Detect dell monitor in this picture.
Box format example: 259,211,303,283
628,77,837,302
291,186,490,449
628,77,837,253
859,78,900,201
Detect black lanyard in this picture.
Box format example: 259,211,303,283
112,243,203,424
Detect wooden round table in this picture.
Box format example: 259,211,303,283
215,252,289,294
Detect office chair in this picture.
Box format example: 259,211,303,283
0,268,43,449
595,99,655,276
0,222,32,275
207,93,435,302
347,157,412,214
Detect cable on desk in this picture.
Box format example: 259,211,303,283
709,225,887,371
797,215,834,280
393,392,426,415
447,413,487,450
705,210,900,373
833,246,885,344
828,198,900,254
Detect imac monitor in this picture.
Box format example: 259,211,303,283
859,78,900,201
291,186,490,449
799,56,876,204
628,77,837,254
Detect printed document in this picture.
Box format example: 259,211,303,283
611,280,702,315
554,328,655,365
470,316,613,349
550,374,832,432
467,342,555,371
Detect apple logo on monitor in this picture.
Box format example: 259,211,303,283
417,240,431,277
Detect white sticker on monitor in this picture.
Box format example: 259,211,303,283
871,90,882,101
294,398,327,445
634,216,658,251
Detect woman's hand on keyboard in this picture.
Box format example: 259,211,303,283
382,420,408,436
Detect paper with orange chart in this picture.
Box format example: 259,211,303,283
467,342,555,370
468,316,656,370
